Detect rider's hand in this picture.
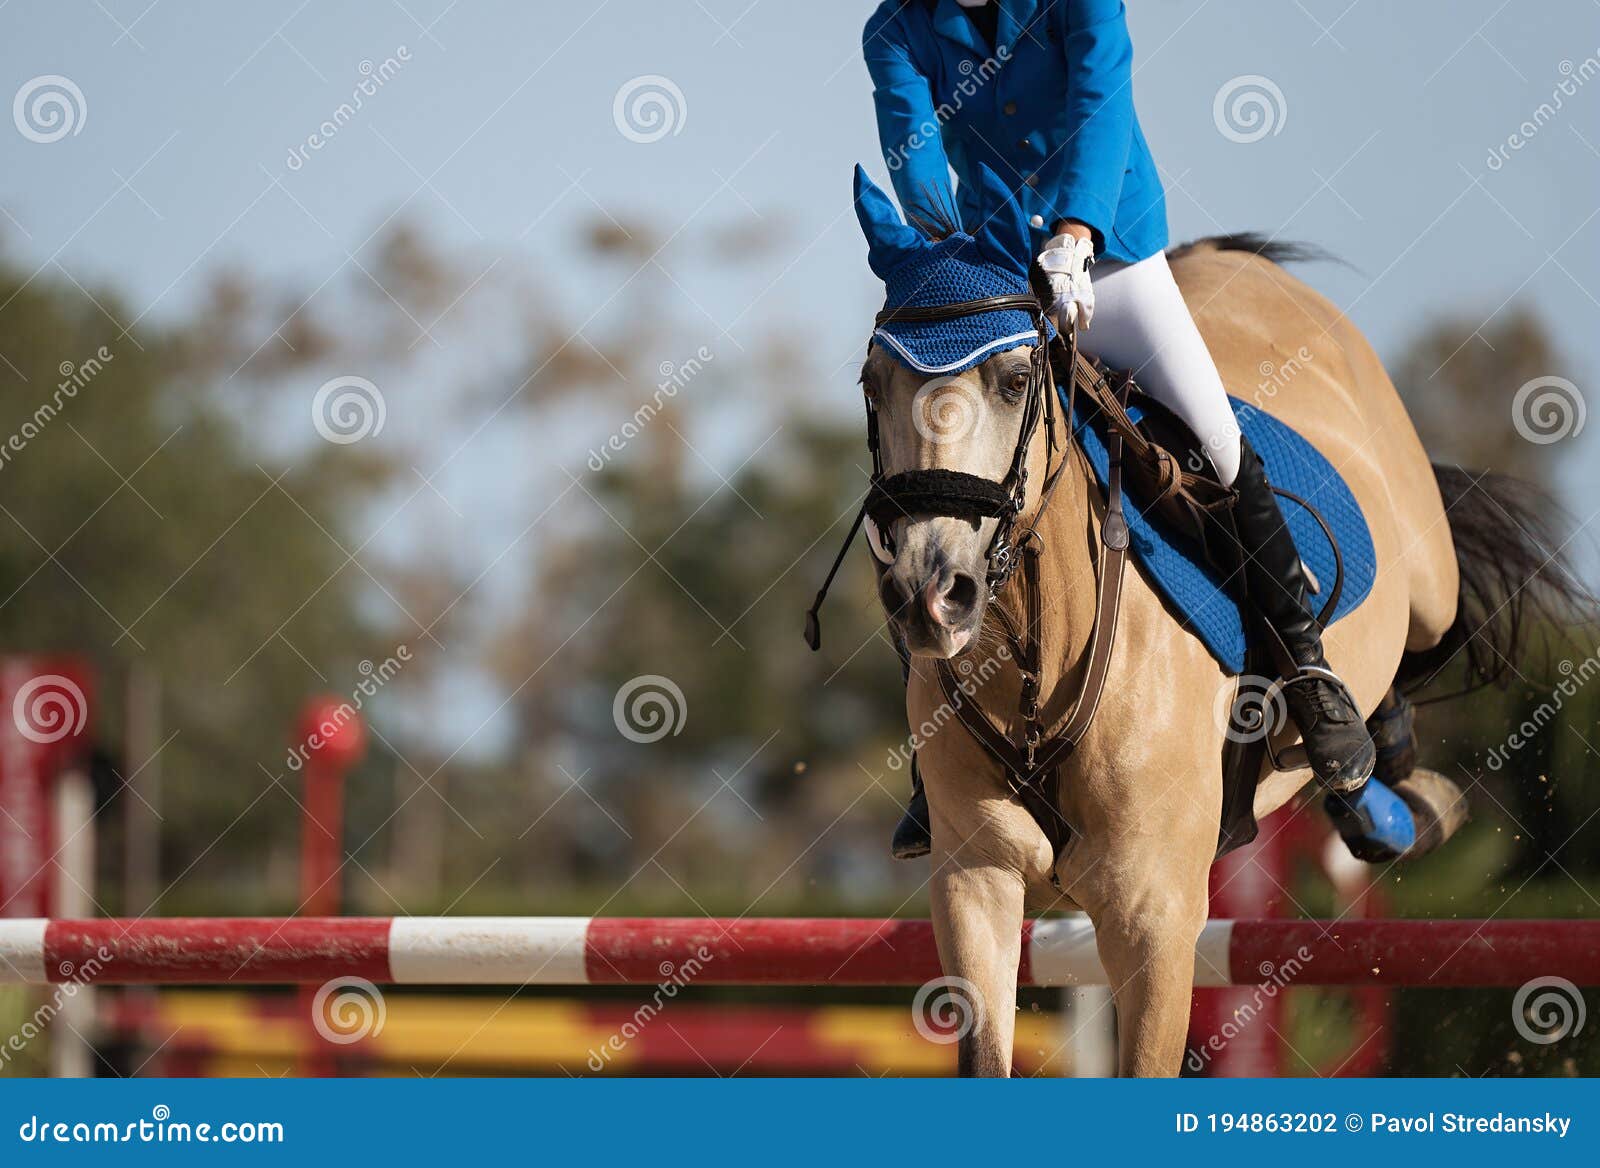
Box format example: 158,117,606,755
1037,230,1096,332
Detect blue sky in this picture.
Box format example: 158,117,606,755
4,2,1595,378
3,1,1597,753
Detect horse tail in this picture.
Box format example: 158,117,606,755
1397,465,1597,696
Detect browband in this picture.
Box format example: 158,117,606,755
874,294,1045,327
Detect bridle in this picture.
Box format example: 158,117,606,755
864,292,1060,597
804,290,1134,886
803,291,1068,650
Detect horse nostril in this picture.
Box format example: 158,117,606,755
924,570,980,628
879,570,913,617
943,572,979,619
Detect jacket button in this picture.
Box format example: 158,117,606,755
1003,101,1017,116
1025,174,1038,187
1029,214,1045,228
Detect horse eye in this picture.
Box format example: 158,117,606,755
1000,368,1029,401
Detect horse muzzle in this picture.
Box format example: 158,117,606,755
878,520,987,657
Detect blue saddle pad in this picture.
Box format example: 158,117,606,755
1069,393,1376,675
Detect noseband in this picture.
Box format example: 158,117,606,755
803,292,1070,650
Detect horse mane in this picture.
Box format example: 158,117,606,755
904,182,966,242
1167,233,1343,269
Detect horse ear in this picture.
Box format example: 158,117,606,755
969,164,1031,277
853,164,924,279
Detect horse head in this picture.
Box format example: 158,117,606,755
852,164,1057,657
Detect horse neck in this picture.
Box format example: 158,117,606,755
1033,445,1101,716
984,443,1099,728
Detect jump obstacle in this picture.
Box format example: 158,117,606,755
3,917,1596,988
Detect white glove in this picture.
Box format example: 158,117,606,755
1037,232,1096,332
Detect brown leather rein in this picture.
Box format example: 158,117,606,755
804,292,1138,884
928,336,1132,887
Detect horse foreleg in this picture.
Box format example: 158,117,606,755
928,857,1026,1076
1089,881,1209,1077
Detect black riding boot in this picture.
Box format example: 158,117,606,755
1232,437,1375,791
885,600,933,859
891,757,932,859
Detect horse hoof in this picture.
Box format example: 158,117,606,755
1390,767,1470,858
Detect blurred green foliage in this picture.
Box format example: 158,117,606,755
0,227,1594,1076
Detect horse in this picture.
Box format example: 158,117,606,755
852,230,1583,1077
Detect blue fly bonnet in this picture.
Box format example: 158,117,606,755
854,163,1054,374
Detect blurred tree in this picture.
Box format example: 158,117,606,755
1395,309,1567,480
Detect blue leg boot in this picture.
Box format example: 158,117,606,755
1323,779,1417,862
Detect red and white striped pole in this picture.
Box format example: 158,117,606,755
2,917,1596,988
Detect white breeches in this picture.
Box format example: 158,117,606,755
1080,250,1241,485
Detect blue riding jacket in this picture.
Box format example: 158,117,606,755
863,0,1167,264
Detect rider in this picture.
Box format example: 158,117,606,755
863,0,1377,859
